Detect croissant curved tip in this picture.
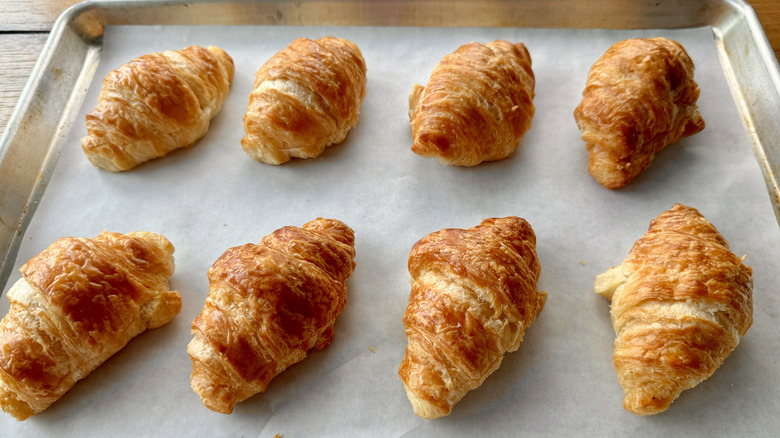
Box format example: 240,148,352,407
586,142,633,189
206,46,235,82
622,388,675,416
303,218,355,246
402,383,449,420
196,391,235,415
486,40,532,62
81,139,129,171
412,132,462,166
0,388,35,421
683,114,705,137
126,231,175,254
187,339,239,415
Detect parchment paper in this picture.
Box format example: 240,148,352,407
1,24,779,437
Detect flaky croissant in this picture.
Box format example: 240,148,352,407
594,204,752,415
409,41,535,166
241,37,367,165
574,38,705,189
398,217,545,419
82,45,235,171
188,218,356,414
0,231,181,420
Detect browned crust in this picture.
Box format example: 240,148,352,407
596,204,752,415
409,41,535,166
188,218,356,414
241,37,367,164
0,231,180,420
399,217,545,418
574,38,705,188
82,46,234,171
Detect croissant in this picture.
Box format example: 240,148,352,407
573,38,705,189
398,217,545,419
188,218,356,414
0,231,181,420
594,204,753,415
408,41,535,166
82,45,235,171
241,37,367,165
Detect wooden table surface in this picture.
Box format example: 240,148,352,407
0,0,778,136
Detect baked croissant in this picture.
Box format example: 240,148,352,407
594,204,753,415
408,41,535,166
188,218,356,414
241,37,367,165
574,38,705,189
398,217,545,419
0,231,181,420
82,45,235,171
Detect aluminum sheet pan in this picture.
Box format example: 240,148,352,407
0,1,779,437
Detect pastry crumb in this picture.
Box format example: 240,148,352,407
274,434,282,438
579,260,585,266
368,346,376,353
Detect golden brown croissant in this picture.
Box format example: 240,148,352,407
241,37,367,165
594,204,753,415
398,217,545,419
188,218,356,414
0,231,181,420
573,38,705,189
408,41,535,166
82,45,235,171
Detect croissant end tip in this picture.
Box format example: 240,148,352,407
623,388,675,416
402,383,449,420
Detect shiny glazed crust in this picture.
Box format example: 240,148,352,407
409,41,535,166
187,218,356,414
0,232,181,420
594,204,753,415
573,38,705,189
82,46,235,171
241,37,367,165
398,217,545,419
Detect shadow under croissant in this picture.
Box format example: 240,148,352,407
630,336,755,422
240,123,363,171
602,136,695,195
407,135,530,174
89,135,207,174
226,324,356,417
421,310,552,422
19,317,183,424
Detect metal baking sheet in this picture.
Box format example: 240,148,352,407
0,1,779,436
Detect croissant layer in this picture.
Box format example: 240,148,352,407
399,217,545,419
242,37,367,165
188,218,356,414
574,38,704,188
82,45,235,171
594,204,752,415
0,231,181,420
409,41,535,166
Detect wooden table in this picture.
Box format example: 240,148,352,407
1,0,778,136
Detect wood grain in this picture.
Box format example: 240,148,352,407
750,0,780,60
0,0,80,135
0,0,81,31
0,34,50,136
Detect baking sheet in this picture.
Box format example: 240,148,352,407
1,24,779,436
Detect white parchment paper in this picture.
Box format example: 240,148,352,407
1,24,779,437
